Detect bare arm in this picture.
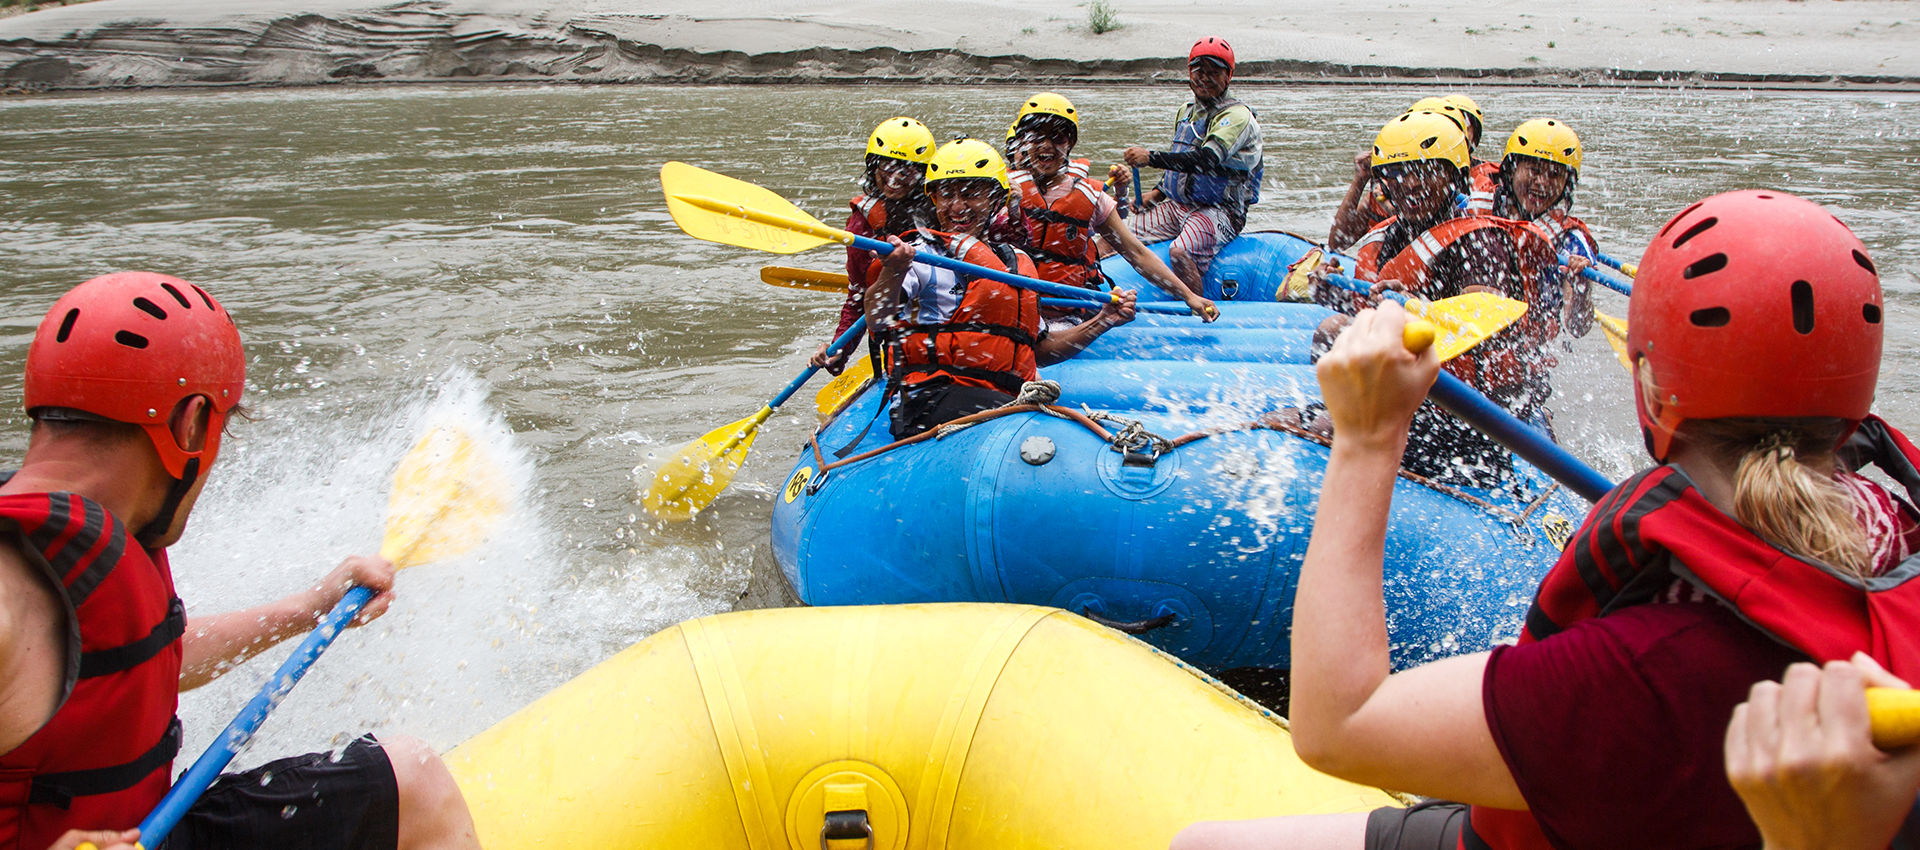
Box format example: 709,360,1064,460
1287,303,1527,808
1328,150,1376,252
0,546,65,754
1096,209,1217,320
861,236,914,342
1036,290,1136,365
180,555,394,691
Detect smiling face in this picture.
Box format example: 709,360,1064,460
871,157,926,201
1375,161,1459,223
1506,156,1572,218
1016,126,1074,180
1187,61,1230,102
928,179,1002,236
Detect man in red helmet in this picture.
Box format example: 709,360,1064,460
0,273,479,850
1119,36,1265,293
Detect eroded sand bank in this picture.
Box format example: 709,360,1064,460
0,0,1914,92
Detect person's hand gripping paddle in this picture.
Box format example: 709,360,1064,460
127,426,509,850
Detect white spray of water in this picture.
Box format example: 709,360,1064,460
1140,367,1318,552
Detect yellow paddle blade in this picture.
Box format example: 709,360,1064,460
379,426,509,570
641,407,772,521
1411,292,1528,362
661,161,842,255
761,265,850,294
1596,311,1632,372
1278,248,1325,302
815,355,875,416
1869,688,1920,749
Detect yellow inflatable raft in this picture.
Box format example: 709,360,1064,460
447,603,1395,848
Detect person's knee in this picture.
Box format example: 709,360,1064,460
375,734,474,843
1169,821,1228,850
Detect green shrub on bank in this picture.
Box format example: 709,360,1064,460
1088,0,1121,34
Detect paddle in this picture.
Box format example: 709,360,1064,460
133,426,508,850
1131,166,1144,211
1564,253,1633,296
1321,272,1529,362
1595,251,1637,278
660,161,1196,316
642,317,867,520
762,265,849,294
1596,311,1632,371
1868,688,1920,748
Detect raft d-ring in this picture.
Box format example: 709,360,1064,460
821,810,874,850
806,468,831,495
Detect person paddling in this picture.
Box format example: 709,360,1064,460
809,116,937,374
1466,118,1599,338
1118,36,1264,294
1005,92,1217,323
1175,190,1919,850
864,139,1136,438
0,274,479,850
1328,95,1487,252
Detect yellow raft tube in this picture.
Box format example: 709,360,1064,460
446,603,1396,848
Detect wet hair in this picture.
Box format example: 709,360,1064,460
861,154,936,236
1682,416,1873,579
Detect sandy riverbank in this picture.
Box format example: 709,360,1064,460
0,0,1914,92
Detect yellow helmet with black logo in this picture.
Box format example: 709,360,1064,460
867,117,936,165
1442,94,1485,135
925,138,1010,191
1372,111,1471,171
1503,118,1582,173
1406,97,1469,135
1013,92,1080,140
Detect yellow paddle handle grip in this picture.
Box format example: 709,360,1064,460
1403,318,1437,354
1869,688,1920,748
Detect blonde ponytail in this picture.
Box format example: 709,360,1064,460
1687,419,1874,580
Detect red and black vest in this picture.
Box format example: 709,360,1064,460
0,493,183,850
1009,160,1108,292
889,232,1041,396
1465,415,1920,850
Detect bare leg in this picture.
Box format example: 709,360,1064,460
1171,813,1370,850
1168,243,1204,295
380,735,482,850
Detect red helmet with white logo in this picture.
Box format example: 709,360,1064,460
1189,37,1235,73
24,272,246,478
1629,191,1882,460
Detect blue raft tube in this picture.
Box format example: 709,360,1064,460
770,232,1589,677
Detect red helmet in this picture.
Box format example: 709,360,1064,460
24,272,247,478
1189,37,1235,73
1629,190,1882,460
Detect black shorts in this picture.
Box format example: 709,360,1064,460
159,735,399,850
1366,800,1467,850
890,381,1014,439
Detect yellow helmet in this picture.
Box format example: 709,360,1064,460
1013,92,1080,141
1372,111,1471,171
1441,94,1485,137
1503,118,1582,173
1406,97,1469,134
867,117,936,165
925,138,1010,191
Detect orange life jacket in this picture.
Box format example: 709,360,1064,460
0,493,184,849
1463,159,1500,212
890,232,1041,395
1009,160,1107,291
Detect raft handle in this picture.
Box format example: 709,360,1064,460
1080,606,1178,635
821,809,874,850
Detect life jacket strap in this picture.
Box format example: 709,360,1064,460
78,597,185,679
892,364,1027,395
28,715,181,809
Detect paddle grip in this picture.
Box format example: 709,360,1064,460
771,317,867,410
847,234,1190,316
138,586,377,850
1869,687,1920,749
1566,255,1633,296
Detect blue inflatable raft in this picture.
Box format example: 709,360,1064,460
769,233,1585,675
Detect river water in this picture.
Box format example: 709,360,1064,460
0,84,1915,765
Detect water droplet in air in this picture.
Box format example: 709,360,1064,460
281,805,298,819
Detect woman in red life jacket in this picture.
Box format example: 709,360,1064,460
1467,119,1598,338
0,273,479,850
1174,190,1920,850
1311,110,1557,486
1005,92,1217,324
809,116,937,374
1328,95,1489,252
864,138,1137,439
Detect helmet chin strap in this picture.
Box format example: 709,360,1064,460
135,457,198,549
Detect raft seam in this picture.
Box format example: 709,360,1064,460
685,617,784,848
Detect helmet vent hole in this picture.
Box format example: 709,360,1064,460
1853,250,1877,275
55,309,78,343
114,330,149,349
1671,216,1719,249
191,286,215,310
132,297,167,320
1682,253,1728,279
1660,202,1706,237
1689,307,1731,327
160,283,192,309
1865,303,1883,324
1791,280,1815,335
1419,137,1437,150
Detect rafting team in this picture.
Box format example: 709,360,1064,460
0,34,1915,850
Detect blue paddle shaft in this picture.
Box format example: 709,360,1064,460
139,585,378,848
1561,252,1633,295
768,317,867,409
1595,251,1634,275
847,233,1190,316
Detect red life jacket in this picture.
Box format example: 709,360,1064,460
0,493,184,850
1351,214,1559,404
1464,415,1920,850
1464,160,1501,214
889,232,1041,396
1009,160,1107,291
